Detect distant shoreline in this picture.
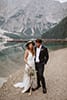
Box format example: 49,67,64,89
7,38,67,43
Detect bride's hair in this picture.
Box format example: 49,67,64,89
27,45,35,56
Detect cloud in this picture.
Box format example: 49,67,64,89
55,0,67,3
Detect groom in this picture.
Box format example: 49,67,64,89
34,39,49,94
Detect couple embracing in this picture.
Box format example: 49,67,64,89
14,39,49,95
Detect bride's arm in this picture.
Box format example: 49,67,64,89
24,49,30,67
24,49,28,63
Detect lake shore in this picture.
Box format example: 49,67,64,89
0,48,67,100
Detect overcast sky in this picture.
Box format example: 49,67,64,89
55,0,67,3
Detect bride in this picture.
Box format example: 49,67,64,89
14,40,35,94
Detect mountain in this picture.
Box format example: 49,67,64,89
42,17,67,39
61,2,67,17
0,0,67,38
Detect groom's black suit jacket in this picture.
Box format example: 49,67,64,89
35,45,49,65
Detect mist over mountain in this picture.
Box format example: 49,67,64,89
0,0,67,38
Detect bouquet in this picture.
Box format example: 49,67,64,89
27,67,35,76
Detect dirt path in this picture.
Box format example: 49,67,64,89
0,48,67,100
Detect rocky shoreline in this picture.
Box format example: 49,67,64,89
0,48,67,100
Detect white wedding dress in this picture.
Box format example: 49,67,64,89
14,51,35,93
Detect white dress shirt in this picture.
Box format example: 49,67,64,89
36,45,42,63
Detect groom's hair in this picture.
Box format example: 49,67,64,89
36,39,42,44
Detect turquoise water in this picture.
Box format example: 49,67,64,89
45,42,67,50
0,42,67,58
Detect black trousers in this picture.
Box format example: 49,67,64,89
35,62,46,89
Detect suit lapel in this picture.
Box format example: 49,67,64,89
39,45,43,57
35,47,37,61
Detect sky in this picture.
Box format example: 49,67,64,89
55,0,67,3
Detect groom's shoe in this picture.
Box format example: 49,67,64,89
43,88,47,94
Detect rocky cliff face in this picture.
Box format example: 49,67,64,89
0,0,67,38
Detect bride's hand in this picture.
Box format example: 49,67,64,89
29,66,32,68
